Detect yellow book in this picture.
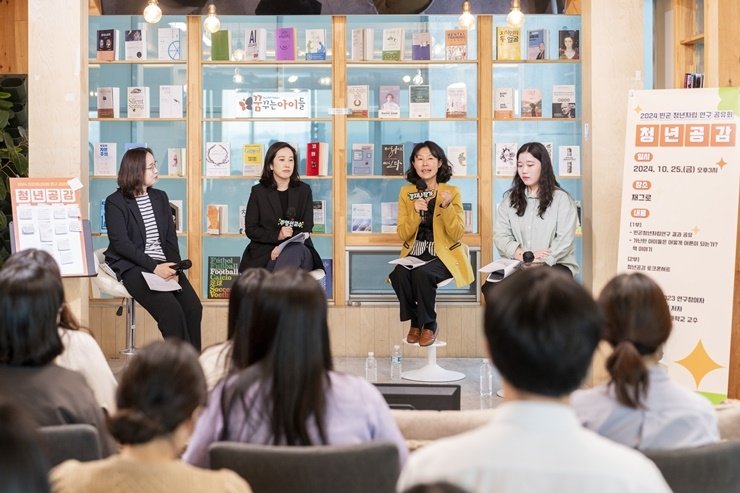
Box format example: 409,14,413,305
496,27,521,61
242,143,264,176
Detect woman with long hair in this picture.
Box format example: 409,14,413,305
50,340,251,493
183,269,407,468
104,147,202,350
389,141,474,347
3,249,117,412
238,141,324,275
571,272,719,449
198,268,270,390
0,261,116,456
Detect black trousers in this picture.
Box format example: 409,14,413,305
481,263,573,302
389,258,452,332
266,242,313,272
121,266,203,351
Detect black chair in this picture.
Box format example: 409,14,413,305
38,424,102,467
643,440,740,493
209,441,400,493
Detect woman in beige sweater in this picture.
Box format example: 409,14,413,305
51,340,251,493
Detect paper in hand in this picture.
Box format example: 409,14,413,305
275,231,309,256
388,256,432,270
142,272,182,291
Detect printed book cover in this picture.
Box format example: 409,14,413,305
312,200,326,233
527,28,548,60
351,143,374,176
558,145,581,176
93,143,117,176
245,28,267,61
158,28,181,60
381,144,405,176
275,27,297,61
521,88,542,118
96,29,119,61
207,256,240,299
124,29,146,61
378,85,401,118
493,87,514,119
242,144,263,176
205,142,231,177
382,28,404,61
411,32,431,60
445,29,468,60
381,202,398,233
445,82,467,118
305,29,327,60
552,84,576,118
496,27,521,61
495,142,518,176
409,85,431,119
351,203,372,233
347,85,369,118
447,145,467,176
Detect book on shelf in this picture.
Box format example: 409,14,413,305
207,256,240,299
127,86,150,118
275,27,297,61
378,85,401,119
481,258,521,283
347,85,369,118
552,84,576,118
381,144,404,176
319,259,333,298
159,85,183,118
381,201,398,234
445,82,467,118
305,28,327,61
245,28,267,61
124,29,146,61
96,87,120,118
158,28,181,60
495,142,518,176
351,143,374,176
558,29,580,60
206,204,228,234
684,73,705,88
93,143,117,176
205,142,231,177
306,141,329,176
445,29,468,60
210,30,231,61
409,85,431,119
463,202,473,233
542,142,554,161
99,200,107,233
351,203,372,233
411,32,431,60
96,29,119,61
312,200,326,233
575,200,582,235
350,28,374,61
496,27,521,61
447,145,467,176
381,28,404,61
169,200,183,232
167,148,186,176
242,143,263,176
124,142,147,152
558,145,581,176
521,88,542,118
239,205,247,234
493,87,514,119
527,28,548,60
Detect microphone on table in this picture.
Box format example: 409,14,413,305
415,179,427,221
173,259,192,272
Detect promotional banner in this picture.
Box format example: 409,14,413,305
617,88,740,398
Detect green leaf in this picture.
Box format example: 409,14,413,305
0,178,6,200
0,110,9,129
15,153,28,176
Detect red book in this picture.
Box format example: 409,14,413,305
306,142,328,176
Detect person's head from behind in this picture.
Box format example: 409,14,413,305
228,268,271,370
485,268,602,398
259,141,300,188
599,272,672,408
0,262,64,367
117,147,157,198
108,340,206,450
0,398,50,493
3,248,81,331
224,268,332,445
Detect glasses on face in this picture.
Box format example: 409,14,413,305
145,161,158,170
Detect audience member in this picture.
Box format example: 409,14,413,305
4,249,117,412
398,268,671,493
0,398,51,493
50,340,251,493
199,268,270,390
183,269,408,468
0,262,116,456
572,272,719,449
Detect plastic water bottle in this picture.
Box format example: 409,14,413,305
390,345,403,381
365,351,378,382
480,359,493,396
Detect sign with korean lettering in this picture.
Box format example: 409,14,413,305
618,88,740,397
9,177,94,277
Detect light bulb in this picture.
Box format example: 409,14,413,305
506,0,525,28
203,4,221,34
232,49,245,61
143,0,162,24
458,1,475,30
287,75,298,83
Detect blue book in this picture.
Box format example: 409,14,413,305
411,32,431,60
100,200,107,233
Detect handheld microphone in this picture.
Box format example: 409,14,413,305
173,259,192,272
286,206,296,221
415,179,427,221
522,251,535,265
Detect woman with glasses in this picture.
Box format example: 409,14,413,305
104,147,202,350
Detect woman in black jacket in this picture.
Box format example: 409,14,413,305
104,147,201,350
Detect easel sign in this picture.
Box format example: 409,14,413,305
9,177,95,277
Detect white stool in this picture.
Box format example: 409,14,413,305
400,276,465,382
91,249,136,355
